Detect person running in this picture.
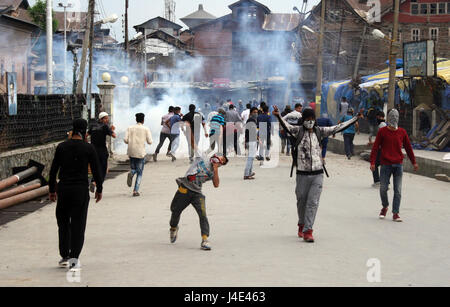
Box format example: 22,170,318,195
182,104,208,162
88,112,116,192
124,113,153,197
338,108,359,160
153,106,174,162
370,109,418,222
167,107,182,162
244,107,259,180
169,151,229,250
371,111,387,187
49,119,103,271
273,106,360,243
208,108,226,154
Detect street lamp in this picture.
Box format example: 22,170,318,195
58,2,73,94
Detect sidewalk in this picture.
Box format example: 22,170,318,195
328,133,450,179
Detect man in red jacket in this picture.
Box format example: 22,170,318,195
370,109,418,222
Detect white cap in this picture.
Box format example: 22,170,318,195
99,112,109,120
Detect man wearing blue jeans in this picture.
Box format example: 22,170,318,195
124,113,153,196
370,109,418,222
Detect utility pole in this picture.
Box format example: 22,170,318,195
86,0,95,115
387,0,400,111
332,8,345,81
315,0,326,117
59,2,73,94
353,25,367,79
124,0,129,52
76,0,95,94
46,0,53,94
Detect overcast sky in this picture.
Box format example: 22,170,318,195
29,0,321,42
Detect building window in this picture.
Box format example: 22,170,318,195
448,2,450,14
412,28,420,41
411,3,419,15
420,3,428,15
438,3,446,14
429,3,437,14
429,28,439,41
22,65,25,85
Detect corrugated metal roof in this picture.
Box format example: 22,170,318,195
262,13,302,31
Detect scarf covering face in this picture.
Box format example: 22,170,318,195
387,109,399,129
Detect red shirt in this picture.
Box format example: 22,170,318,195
370,127,416,166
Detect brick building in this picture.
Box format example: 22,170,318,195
0,0,38,94
181,0,302,83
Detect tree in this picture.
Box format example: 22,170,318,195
28,0,59,32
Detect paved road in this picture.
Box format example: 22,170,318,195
0,153,449,286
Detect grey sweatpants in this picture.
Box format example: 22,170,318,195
295,173,324,232
170,185,210,237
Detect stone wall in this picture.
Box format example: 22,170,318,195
0,142,61,180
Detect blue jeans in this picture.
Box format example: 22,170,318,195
380,164,403,214
130,158,145,192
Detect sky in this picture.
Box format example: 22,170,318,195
28,0,321,42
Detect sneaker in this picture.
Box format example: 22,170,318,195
244,176,255,180
127,172,133,187
298,224,304,238
133,191,140,197
152,153,157,162
89,182,96,193
379,207,388,219
265,157,271,161
201,240,212,251
58,257,70,268
168,152,176,162
69,259,81,272
393,213,403,222
303,229,314,243
170,227,179,243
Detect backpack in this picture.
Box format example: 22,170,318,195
289,125,322,177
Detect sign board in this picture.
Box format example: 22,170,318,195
213,78,230,88
403,40,435,77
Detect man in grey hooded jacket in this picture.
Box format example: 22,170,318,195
274,106,361,242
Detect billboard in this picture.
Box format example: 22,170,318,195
7,72,17,116
403,40,435,77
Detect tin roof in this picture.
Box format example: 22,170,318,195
262,13,302,31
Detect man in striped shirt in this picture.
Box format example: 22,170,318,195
208,108,226,154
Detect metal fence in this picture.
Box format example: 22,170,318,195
0,94,100,152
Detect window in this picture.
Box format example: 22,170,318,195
420,3,428,15
412,28,420,41
22,65,25,85
430,3,437,14
429,28,439,41
448,2,450,14
411,3,419,15
438,3,446,14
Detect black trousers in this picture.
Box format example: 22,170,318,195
56,185,90,259
155,132,172,154
93,147,108,183
170,185,209,237
343,133,355,157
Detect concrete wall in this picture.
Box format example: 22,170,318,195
0,142,61,180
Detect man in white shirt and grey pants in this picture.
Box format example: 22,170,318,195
124,113,153,196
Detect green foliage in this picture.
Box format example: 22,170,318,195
28,0,59,32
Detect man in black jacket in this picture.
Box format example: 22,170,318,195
49,119,103,271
